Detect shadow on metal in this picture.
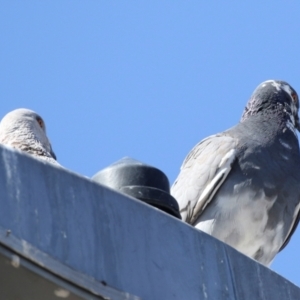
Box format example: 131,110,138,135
0,239,140,300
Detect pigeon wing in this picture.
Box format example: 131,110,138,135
171,134,237,225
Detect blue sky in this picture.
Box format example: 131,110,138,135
1,1,300,287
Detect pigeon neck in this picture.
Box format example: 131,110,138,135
239,110,298,143
0,122,52,155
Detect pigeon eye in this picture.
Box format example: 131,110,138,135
36,117,44,129
291,93,298,104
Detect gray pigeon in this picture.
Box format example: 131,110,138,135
0,108,59,165
171,80,300,266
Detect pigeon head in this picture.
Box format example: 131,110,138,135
241,80,300,132
0,108,56,160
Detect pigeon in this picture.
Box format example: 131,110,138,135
0,108,59,166
171,80,300,266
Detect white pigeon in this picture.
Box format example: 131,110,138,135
0,108,59,165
